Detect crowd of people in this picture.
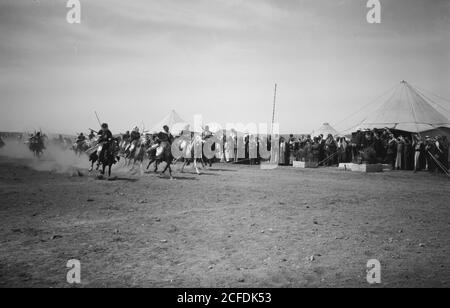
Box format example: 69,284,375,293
279,128,449,173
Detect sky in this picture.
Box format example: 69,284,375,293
0,0,449,134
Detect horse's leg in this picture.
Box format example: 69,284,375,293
139,161,144,176
181,160,187,173
146,158,154,170
194,159,200,175
129,158,135,171
162,161,169,174
168,163,173,180
161,159,173,179
154,161,159,173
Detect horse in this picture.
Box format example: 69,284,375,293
202,135,216,168
127,136,149,175
123,138,140,166
146,141,174,179
73,140,89,156
28,138,45,157
178,135,204,175
88,139,120,177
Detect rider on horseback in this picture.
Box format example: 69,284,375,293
88,130,96,140
202,125,213,140
123,131,131,143
129,127,141,153
76,133,86,144
29,132,45,156
158,125,174,144
33,132,45,148
146,125,175,178
97,123,113,162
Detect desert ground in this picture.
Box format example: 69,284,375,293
0,151,449,288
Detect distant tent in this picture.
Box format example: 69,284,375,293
312,123,339,137
357,81,450,133
150,110,189,135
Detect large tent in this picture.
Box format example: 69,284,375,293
150,110,190,135
357,81,450,134
311,122,339,137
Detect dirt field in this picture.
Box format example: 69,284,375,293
0,155,449,288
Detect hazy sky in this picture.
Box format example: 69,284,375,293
0,0,449,134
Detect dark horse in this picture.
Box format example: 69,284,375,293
29,138,45,157
146,141,173,179
73,140,89,156
89,139,120,177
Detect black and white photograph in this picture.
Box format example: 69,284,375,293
0,0,449,293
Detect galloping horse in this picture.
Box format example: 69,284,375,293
28,137,45,157
89,138,120,177
126,136,150,175
146,141,174,179
178,135,204,175
202,134,217,168
73,140,90,156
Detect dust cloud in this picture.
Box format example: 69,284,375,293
0,139,90,175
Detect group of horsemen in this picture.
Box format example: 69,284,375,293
72,123,216,176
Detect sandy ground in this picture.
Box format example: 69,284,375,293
0,154,449,288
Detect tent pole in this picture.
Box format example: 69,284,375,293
271,83,277,135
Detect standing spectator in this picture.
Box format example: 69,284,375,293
413,135,424,172
395,136,405,170
425,137,437,172
386,134,397,169
403,136,413,170
279,137,286,165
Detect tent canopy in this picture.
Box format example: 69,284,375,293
358,81,450,133
150,110,190,135
312,122,339,137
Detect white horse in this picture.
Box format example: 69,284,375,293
178,135,205,175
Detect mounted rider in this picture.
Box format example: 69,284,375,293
32,132,45,148
28,132,45,156
76,133,86,144
202,125,213,140
122,130,131,144
97,123,113,162
146,125,175,178
125,127,141,157
88,130,96,141
151,125,174,158
157,125,174,144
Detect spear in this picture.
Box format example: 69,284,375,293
94,111,102,127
